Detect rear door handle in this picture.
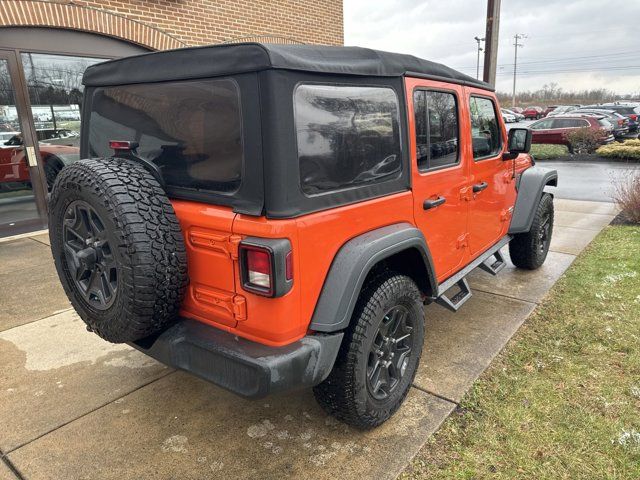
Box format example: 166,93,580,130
423,196,446,210
472,181,488,193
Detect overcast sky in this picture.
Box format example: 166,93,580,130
344,0,640,94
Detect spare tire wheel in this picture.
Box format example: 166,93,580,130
49,157,188,343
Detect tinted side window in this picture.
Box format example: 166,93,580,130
531,119,554,130
555,118,590,128
413,90,459,171
295,85,402,195
469,96,502,159
89,78,242,193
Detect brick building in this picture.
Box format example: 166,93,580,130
0,0,343,236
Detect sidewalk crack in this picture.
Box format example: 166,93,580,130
412,384,458,405
0,450,26,480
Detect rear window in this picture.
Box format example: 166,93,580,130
88,78,242,194
294,84,402,195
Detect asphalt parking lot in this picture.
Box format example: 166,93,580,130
0,163,625,479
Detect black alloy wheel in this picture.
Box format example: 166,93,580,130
313,272,425,429
509,192,554,270
366,305,413,400
63,200,118,310
538,210,552,254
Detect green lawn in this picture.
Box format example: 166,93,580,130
530,143,569,160
401,225,640,480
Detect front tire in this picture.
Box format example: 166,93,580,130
313,272,425,429
509,193,554,270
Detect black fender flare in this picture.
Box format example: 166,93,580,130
308,223,437,332
509,166,558,234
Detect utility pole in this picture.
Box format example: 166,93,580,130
482,0,501,87
512,33,526,109
474,36,485,80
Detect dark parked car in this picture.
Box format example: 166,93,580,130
575,108,630,138
597,103,640,131
523,106,544,119
543,105,559,117
529,114,614,152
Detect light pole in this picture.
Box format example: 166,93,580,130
474,36,485,80
483,0,501,87
512,33,526,109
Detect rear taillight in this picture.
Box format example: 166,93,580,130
630,114,637,121
239,239,293,297
241,245,273,295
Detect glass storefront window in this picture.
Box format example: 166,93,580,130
21,53,104,189
0,58,39,225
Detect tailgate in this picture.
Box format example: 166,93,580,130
172,200,244,328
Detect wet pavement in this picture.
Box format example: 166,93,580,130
538,159,640,203
0,196,620,479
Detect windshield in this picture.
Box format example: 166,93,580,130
88,78,243,194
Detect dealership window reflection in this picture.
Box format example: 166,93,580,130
21,53,104,188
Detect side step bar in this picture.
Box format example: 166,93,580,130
431,235,512,312
478,249,507,276
436,278,472,312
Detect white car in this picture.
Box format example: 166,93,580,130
501,111,516,123
501,108,523,122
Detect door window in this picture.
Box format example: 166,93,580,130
21,53,104,190
413,90,459,171
469,96,502,159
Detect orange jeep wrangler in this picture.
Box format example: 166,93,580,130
49,44,557,428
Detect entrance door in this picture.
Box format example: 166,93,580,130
0,28,150,238
0,51,48,236
466,91,512,257
406,78,469,282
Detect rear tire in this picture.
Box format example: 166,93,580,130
509,193,554,270
313,272,425,429
49,158,188,343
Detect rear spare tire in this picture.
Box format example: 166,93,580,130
49,158,188,343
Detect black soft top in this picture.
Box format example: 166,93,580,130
83,42,492,90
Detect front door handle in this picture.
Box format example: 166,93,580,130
423,196,446,210
472,181,488,193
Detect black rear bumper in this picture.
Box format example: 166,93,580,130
129,319,343,399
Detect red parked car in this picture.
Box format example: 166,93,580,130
0,133,78,191
529,114,614,152
543,105,558,117
523,106,544,119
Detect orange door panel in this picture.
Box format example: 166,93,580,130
465,90,513,257
405,77,469,281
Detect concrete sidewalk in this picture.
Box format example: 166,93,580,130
0,199,619,480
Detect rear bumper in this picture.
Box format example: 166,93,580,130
130,319,343,399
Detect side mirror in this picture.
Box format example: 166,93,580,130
503,128,532,160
